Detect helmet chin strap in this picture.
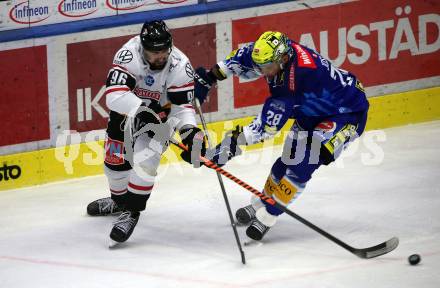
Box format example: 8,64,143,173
279,53,291,70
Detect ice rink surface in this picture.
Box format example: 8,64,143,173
1,121,439,288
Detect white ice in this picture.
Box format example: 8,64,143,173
1,121,439,288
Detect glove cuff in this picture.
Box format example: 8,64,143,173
206,70,218,84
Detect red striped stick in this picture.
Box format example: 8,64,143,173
172,141,275,206
172,140,399,259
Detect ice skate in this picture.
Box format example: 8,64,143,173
109,211,140,243
87,197,123,216
246,219,270,241
235,205,256,225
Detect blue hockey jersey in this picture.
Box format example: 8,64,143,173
217,41,369,144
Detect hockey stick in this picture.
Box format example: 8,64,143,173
172,140,399,259
193,99,246,264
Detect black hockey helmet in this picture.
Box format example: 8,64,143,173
140,20,172,52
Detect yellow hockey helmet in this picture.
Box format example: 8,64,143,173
252,31,291,67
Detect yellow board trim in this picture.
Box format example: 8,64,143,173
1,86,440,191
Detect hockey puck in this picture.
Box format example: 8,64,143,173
408,254,421,265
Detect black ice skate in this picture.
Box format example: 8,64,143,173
87,197,123,216
235,205,256,225
110,211,140,243
246,219,270,241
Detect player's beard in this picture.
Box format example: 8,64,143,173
149,58,168,70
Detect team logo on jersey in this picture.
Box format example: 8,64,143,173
168,62,178,72
134,87,161,101
114,50,133,64
144,75,155,86
185,63,194,78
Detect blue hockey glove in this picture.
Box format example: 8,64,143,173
194,67,216,105
206,126,245,167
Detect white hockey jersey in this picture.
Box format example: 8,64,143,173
105,35,196,130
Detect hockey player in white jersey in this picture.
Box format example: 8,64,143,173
87,20,206,243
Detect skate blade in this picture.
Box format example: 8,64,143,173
108,239,124,249
243,239,263,247
234,221,249,227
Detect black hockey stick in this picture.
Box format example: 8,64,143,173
172,140,399,259
193,99,246,264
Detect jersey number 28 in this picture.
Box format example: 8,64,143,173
266,110,282,126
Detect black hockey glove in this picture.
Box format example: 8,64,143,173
180,126,207,168
132,101,168,140
194,67,216,104
206,125,245,167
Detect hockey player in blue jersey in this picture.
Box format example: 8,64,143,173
192,31,369,241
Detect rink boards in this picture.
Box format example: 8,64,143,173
0,0,439,190
1,86,439,191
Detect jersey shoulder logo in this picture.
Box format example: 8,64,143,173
185,63,194,78
114,49,133,64
293,44,317,69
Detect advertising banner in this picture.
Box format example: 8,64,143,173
232,0,440,108
0,0,196,31
105,0,197,15
0,46,49,146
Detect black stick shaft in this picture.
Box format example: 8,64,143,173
172,140,397,258
193,99,246,264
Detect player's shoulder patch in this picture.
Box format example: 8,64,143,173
112,36,140,65
185,62,194,78
292,43,317,69
114,49,133,65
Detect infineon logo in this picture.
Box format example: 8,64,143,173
9,1,50,24
106,0,147,11
157,0,188,3
58,0,98,18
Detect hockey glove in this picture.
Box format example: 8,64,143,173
132,101,169,140
180,126,207,168
206,125,245,167
194,67,216,104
